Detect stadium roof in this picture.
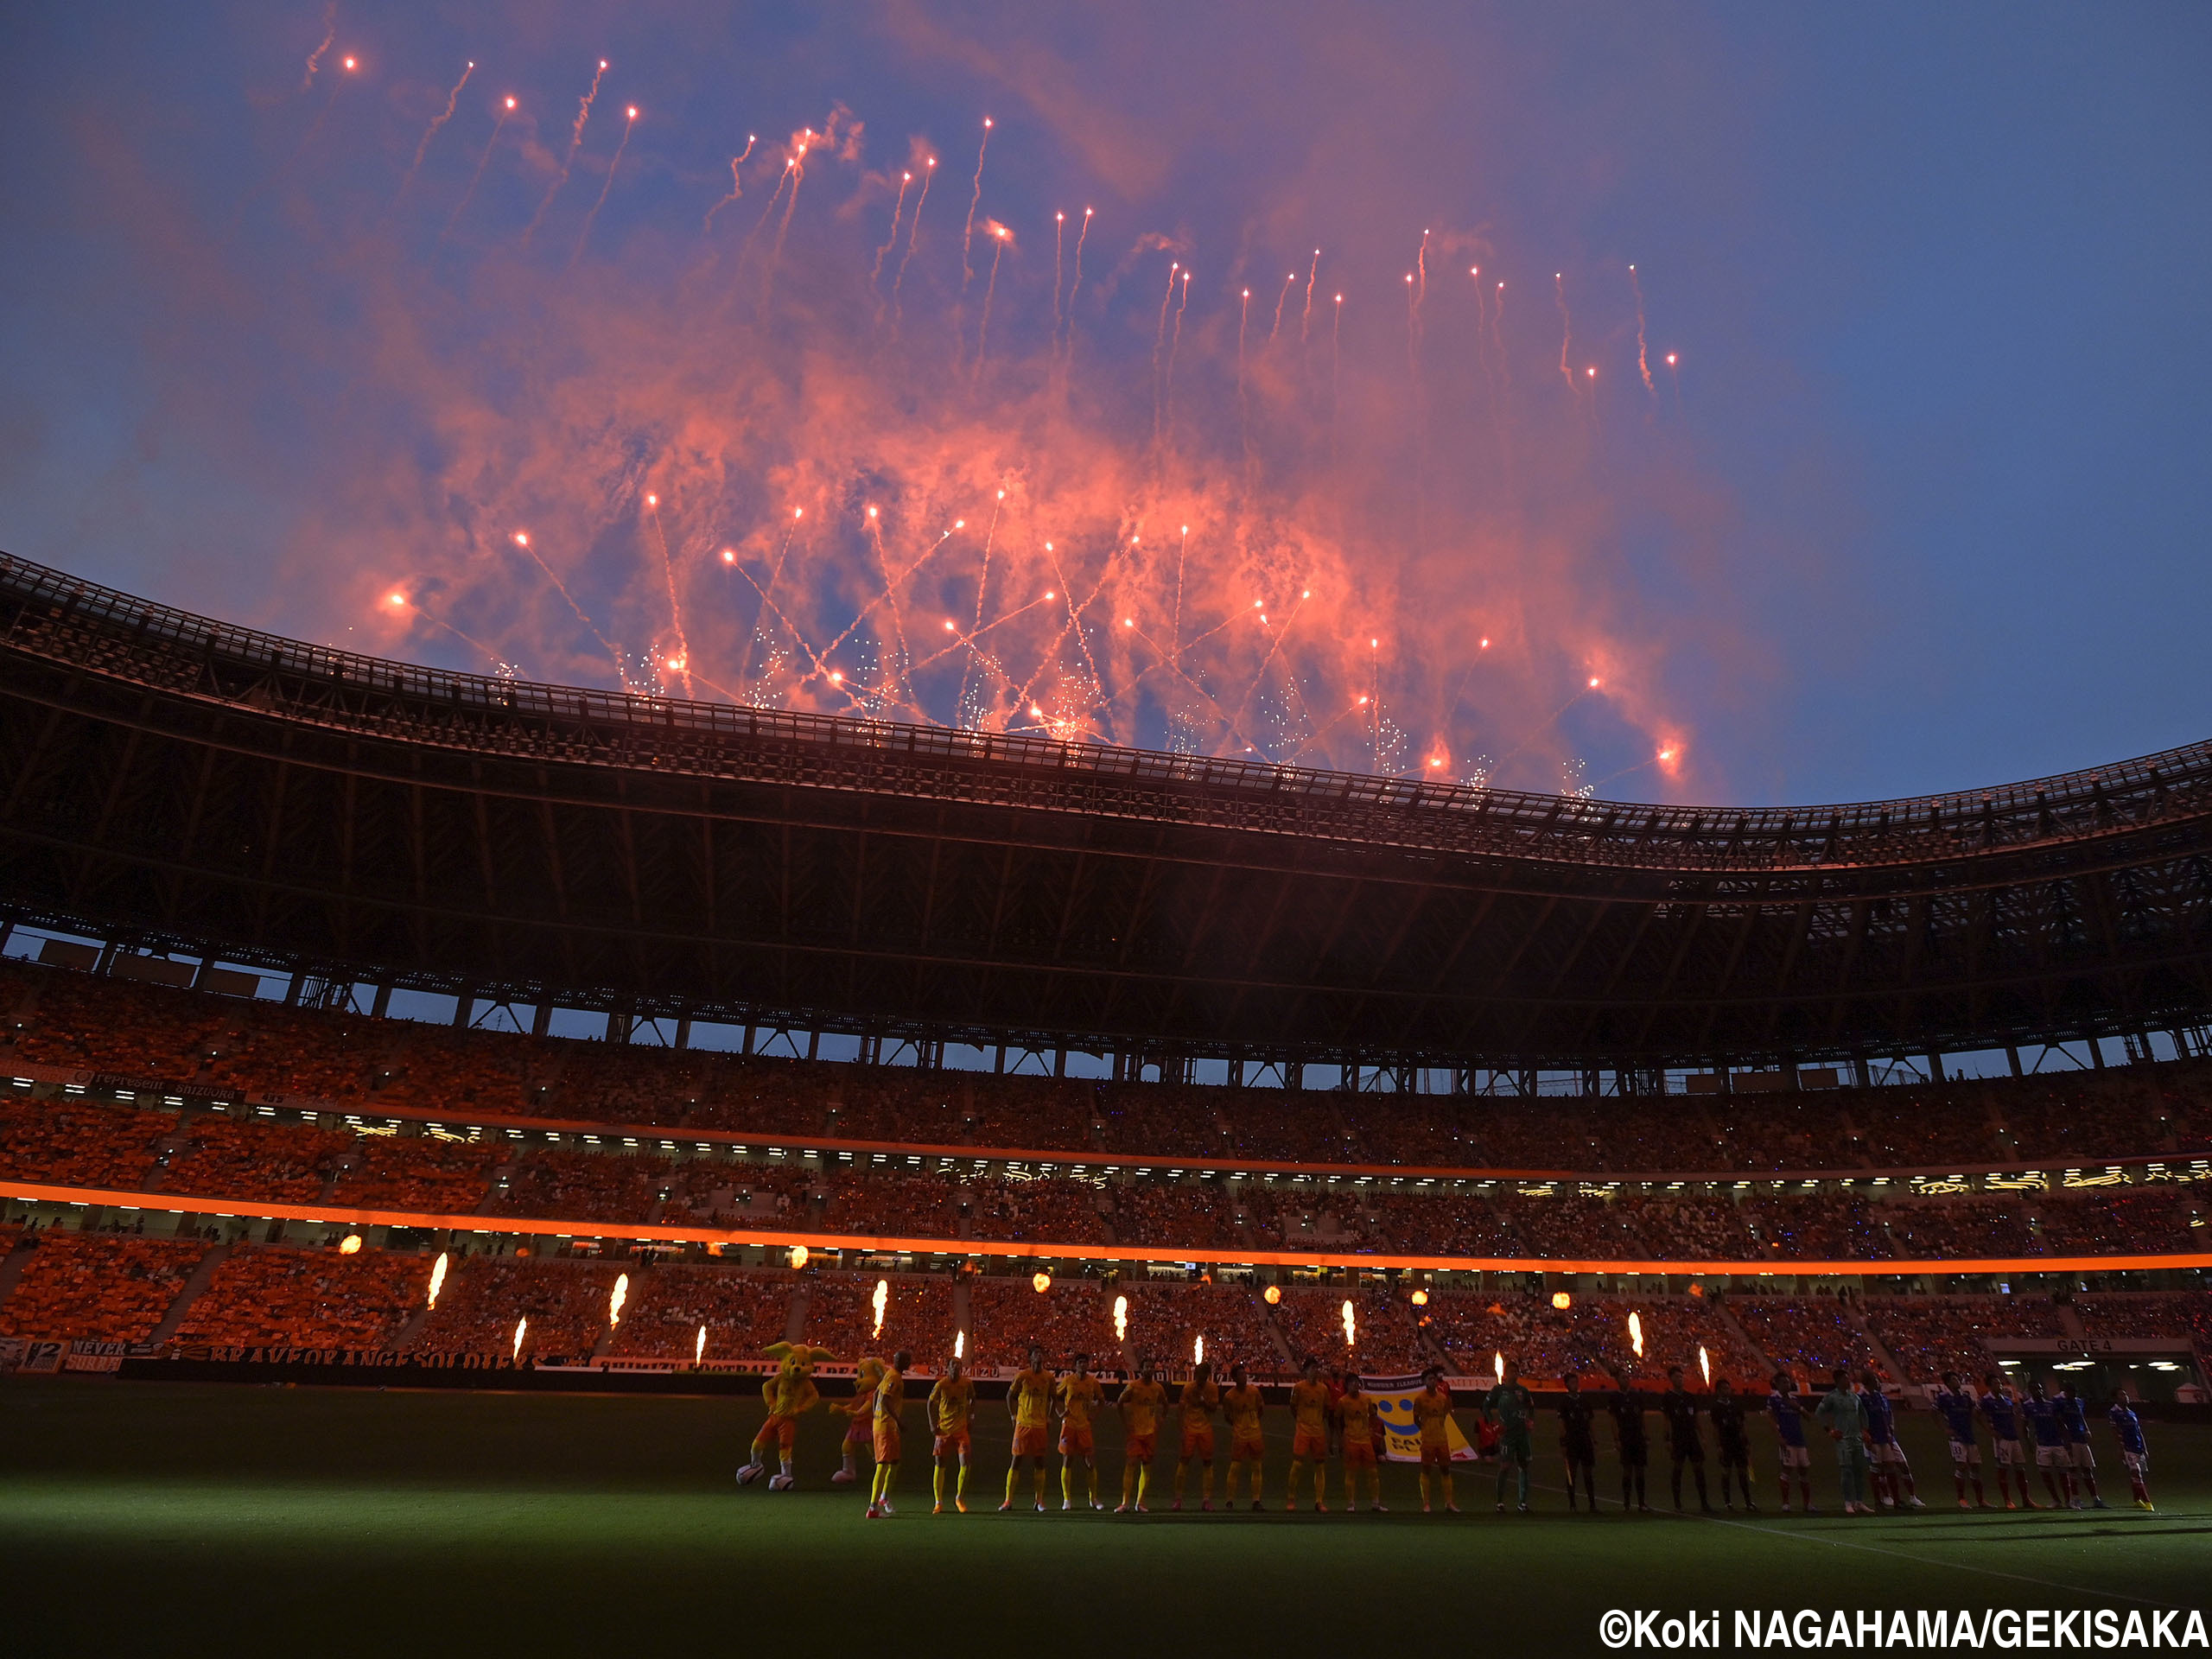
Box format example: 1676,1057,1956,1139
2,550,2207,1071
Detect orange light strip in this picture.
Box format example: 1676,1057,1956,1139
10,1179,2208,1278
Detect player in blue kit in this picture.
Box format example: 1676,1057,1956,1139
1766,1373,1815,1513
2057,1386,2107,1510
1980,1375,2038,1510
1858,1372,1923,1510
2107,1389,2154,1511
2021,1379,2072,1510
1933,1371,1988,1510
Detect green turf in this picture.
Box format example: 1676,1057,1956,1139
3,1378,2207,1653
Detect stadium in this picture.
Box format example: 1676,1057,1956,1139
3,549,2209,1643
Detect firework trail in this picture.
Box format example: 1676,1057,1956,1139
1491,280,1510,385
296,51,356,155
1051,212,1065,339
1300,249,1320,342
1062,207,1092,357
569,106,637,266
302,4,336,92
702,136,756,232
1163,268,1192,437
1268,271,1294,342
508,532,626,684
974,223,1010,378
767,135,808,274
393,60,473,209
1331,292,1344,441
891,156,935,319
1630,263,1655,395
870,170,912,289
1554,270,1575,393
1151,259,1179,448
523,59,607,248
735,510,806,690
1470,266,1490,380
954,495,1006,721
1237,287,1251,451
958,117,993,292
1415,226,1430,312
644,493,693,698
440,97,513,245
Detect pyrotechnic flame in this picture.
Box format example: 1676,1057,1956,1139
1193,1334,1204,1366
512,1316,527,1362
1341,1300,1356,1348
1032,1270,1052,1293
789,1244,809,1270
954,1329,965,1359
696,1324,707,1366
1699,1344,1711,1386
338,1234,362,1255
426,1251,448,1307
872,1277,888,1338
609,1273,628,1327
1113,1294,1128,1341
1496,1350,1505,1382
1262,1284,1281,1305
1629,1311,1645,1359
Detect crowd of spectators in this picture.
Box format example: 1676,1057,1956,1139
0,1230,206,1341
0,1098,163,1189
1741,1193,1894,1260
1860,1296,2062,1382
2073,1293,2212,1350
1116,1281,1280,1379
964,1177,1110,1245
605,1265,795,1358
328,1136,498,1213
1110,1179,1245,1249
1727,1297,1876,1378
171,1244,428,1348
965,1275,1120,1370
2035,1189,2203,1255
404,1255,625,1360
798,1272,957,1360
1271,1285,1430,1375
1883,1199,2042,1259
1418,1291,1760,1387
161,1112,353,1204
491,1149,665,1226
10,959,2212,1176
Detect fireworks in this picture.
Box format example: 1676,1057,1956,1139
1113,1295,1128,1341
512,1315,528,1362
1193,1334,1205,1365
1032,1270,1052,1293
1341,1299,1356,1347
1699,1344,1711,1386
337,1234,362,1255
609,1272,628,1326
427,1252,448,1307
261,38,1705,803
871,1277,888,1338
789,1243,809,1270
696,1324,707,1366
1628,1311,1645,1359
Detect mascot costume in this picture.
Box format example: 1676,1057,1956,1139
832,1356,890,1484
736,1343,836,1491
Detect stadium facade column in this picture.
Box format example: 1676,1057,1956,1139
1853,1053,1872,1089
371,982,392,1019
2087,1033,2107,1069
2006,1045,2024,1077
0,917,13,957
453,987,475,1028
674,1016,690,1051
531,1000,551,1037
1927,1050,1945,1084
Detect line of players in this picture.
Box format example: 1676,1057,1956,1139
755,1343,2159,1521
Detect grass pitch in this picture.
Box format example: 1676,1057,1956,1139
3,1378,2207,1653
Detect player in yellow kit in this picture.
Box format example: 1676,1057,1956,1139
1173,1359,1222,1511
1002,1344,1055,1512
1414,1366,1460,1513
1337,1370,1386,1511
1057,1353,1106,1511
1287,1357,1334,1512
1116,1359,1168,1513
927,1352,975,1514
865,1350,911,1518
1222,1362,1268,1511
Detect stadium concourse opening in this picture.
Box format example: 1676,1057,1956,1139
3,556,2209,1645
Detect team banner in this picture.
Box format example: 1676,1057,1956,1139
1368,1380,1482,1463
